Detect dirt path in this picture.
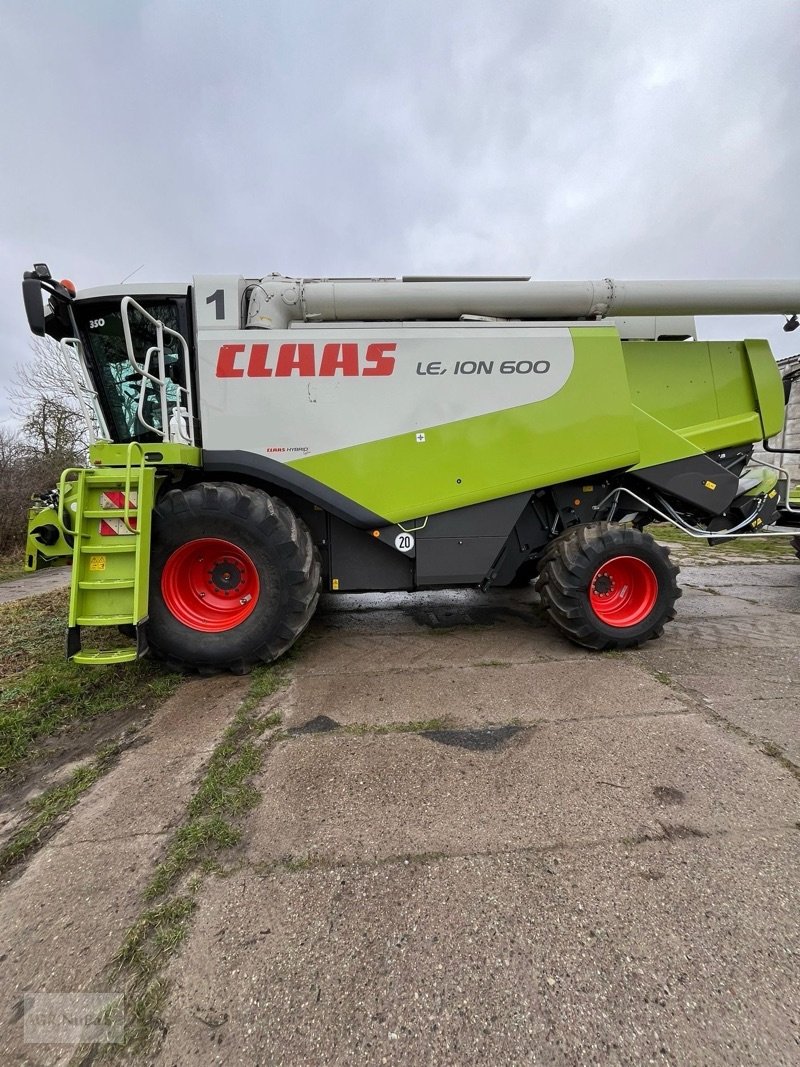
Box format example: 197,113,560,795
1,564,799,1064
0,567,71,605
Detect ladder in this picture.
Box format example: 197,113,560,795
63,444,155,665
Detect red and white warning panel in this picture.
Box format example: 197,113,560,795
99,491,138,536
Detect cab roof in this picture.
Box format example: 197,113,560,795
75,283,190,301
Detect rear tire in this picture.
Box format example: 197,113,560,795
148,482,320,672
792,535,800,561
535,522,681,650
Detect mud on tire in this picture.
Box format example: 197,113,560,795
148,482,320,672
535,522,681,651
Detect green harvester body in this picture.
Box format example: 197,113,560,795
19,268,800,665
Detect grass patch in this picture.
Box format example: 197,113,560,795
116,894,198,970
0,589,180,774
236,663,287,717
281,855,318,872
145,816,242,899
144,665,286,900
102,665,288,1056
0,742,122,876
652,524,797,559
0,552,35,583
111,894,198,1050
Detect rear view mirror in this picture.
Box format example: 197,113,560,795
22,276,46,336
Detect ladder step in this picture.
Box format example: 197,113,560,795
80,471,144,484
82,509,138,519
67,465,155,664
78,579,136,590
79,543,137,554
71,648,140,665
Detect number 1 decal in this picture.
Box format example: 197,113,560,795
206,289,225,320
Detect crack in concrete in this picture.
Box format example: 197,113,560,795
235,823,800,881
635,663,800,786
48,830,172,848
295,656,575,678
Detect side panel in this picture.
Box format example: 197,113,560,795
324,493,532,589
744,339,786,440
414,493,531,584
196,325,780,525
623,339,783,462
196,326,640,523
328,517,415,591
624,340,719,431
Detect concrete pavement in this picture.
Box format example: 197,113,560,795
157,567,800,1066
1,560,798,1065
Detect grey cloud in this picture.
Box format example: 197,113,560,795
1,0,798,423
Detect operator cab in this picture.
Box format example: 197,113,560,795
22,264,196,446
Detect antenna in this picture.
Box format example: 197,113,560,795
120,263,145,285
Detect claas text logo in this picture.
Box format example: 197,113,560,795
216,342,396,378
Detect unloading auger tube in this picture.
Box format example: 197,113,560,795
248,275,800,328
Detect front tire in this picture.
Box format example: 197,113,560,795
792,535,800,562
148,482,320,672
535,522,680,650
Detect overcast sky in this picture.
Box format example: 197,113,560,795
1,0,798,424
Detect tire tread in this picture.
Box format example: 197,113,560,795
149,482,320,673
535,521,681,651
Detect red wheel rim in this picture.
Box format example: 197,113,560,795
161,538,260,632
588,555,658,628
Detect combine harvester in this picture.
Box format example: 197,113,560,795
21,265,800,671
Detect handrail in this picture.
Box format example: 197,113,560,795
134,347,161,438
56,449,144,541
58,468,84,536
123,442,146,533
755,457,800,516
59,338,110,443
120,296,196,445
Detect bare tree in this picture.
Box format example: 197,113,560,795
0,338,91,553
20,396,85,457
0,424,71,553
0,424,22,472
9,336,89,458
0,425,25,552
